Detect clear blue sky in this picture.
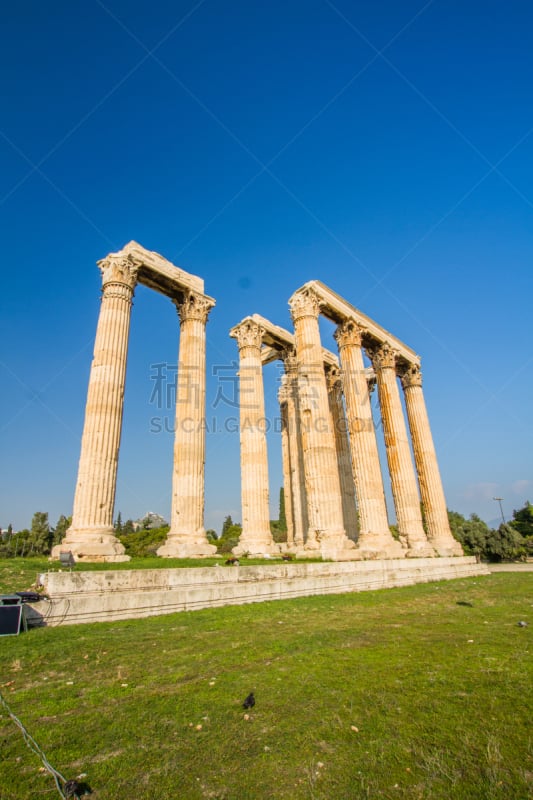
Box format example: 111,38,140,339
1,0,532,533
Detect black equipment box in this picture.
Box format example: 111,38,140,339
0,595,27,636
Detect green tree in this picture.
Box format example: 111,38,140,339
28,512,52,555
0,525,15,557
206,529,218,543
217,523,242,554
115,511,123,535
119,526,169,557
448,511,490,558
270,520,286,543
510,501,533,539
15,530,31,557
122,519,135,535
485,523,526,563
221,515,234,538
52,514,71,547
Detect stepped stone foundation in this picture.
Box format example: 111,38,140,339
31,557,488,627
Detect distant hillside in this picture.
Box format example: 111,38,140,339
134,512,169,530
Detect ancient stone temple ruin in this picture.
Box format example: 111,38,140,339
52,241,216,562
54,244,461,563
230,281,462,561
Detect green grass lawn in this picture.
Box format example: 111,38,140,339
0,571,531,800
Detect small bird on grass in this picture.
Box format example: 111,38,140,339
64,780,81,799
64,779,92,798
243,692,255,709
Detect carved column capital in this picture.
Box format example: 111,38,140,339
281,346,298,375
399,363,423,389
97,255,139,290
231,319,265,352
334,318,364,349
288,287,323,322
366,342,398,370
325,364,342,392
175,291,215,325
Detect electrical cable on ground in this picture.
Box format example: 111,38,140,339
0,689,77,799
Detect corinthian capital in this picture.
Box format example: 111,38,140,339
366,342,398,370
334,318,364,349
399,363,423,389
175,291,215,325
97,255,139,289
230,319,265,351
281,346,298,375
288,287,322,322
325,364,342,392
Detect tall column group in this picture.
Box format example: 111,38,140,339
54,244,216,562
231,284,461,561
59,247,459,564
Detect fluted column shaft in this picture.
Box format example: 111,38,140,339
230,320,278,555
289,289,354,555
400,365,463,556
278,382,295,548
55,256,138,561
334,321,403,557
283,351,307,548
326,366,359,542
158,292,216,557
368,343,433,557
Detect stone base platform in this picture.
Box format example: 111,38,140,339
29,557,489,627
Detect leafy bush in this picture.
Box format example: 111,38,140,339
119,526,169,557
216,524,242,554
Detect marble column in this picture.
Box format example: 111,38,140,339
289,288,355,558
325,365,359,542
53,255,139,562
282,348,307,549
399,364,463,556
334,320,403,558
367,343,434,557
158,291,216,557
230,320,279,556
278,380,295,549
